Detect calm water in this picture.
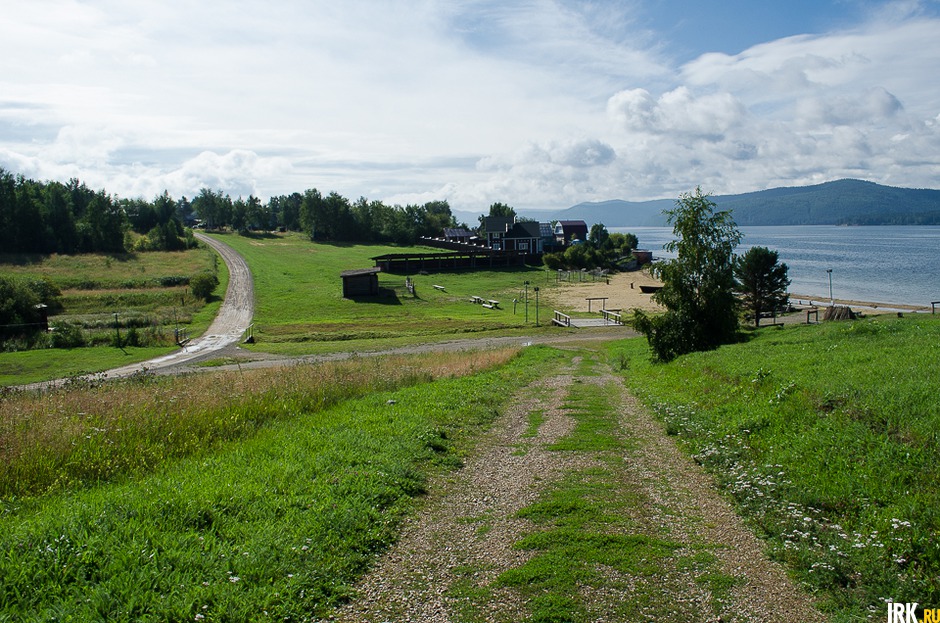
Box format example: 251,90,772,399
613,226,940,307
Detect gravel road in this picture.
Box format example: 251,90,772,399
19,233,254,390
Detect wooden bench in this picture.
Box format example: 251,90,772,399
433,284,446,291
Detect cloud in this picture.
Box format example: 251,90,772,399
1,1,939,211
607,87,747,138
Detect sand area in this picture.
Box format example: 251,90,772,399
548,267,664,314
548,268,931,318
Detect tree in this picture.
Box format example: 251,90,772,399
734,246,790,327
487,202,516,219
193,188,223,229
190,272,219,301
633,187,742,362
588,223,609,248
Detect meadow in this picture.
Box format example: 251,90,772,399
211,232,560,355
610,314,940,621
0,247,225,384
0,345,557,620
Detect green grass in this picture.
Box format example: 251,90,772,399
208,232,559,352
0,346,561,621
0,249,215,290
0,245,225,385
610,314,940,621
493,355,734,623
0,346,176,386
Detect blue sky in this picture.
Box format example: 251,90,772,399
2,0,939,211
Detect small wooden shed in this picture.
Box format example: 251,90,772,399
341,268,380,298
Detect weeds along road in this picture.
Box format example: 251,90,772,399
20,233,255,391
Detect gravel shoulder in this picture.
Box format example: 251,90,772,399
330,351,822,622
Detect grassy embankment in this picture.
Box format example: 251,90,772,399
611,314,940,621
0,246,226,385
213,232,561,356
0,344,560,620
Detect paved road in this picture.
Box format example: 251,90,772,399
21,233,255,390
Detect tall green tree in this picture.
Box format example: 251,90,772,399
588,223,609,248
634,187,742,362
193,188,223,230
734,246,790,327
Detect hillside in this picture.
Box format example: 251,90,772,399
510,179,940,227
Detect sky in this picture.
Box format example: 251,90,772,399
2,0,940,211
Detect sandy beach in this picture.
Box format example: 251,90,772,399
548,269,934,316
548,268,665,314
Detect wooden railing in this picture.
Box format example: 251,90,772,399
600,309,623,325
552,310,571,327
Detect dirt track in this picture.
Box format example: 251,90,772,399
19,233,255,390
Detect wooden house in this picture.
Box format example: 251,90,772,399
481,216,515,250
341,268,380,298
501,221,544,253
554,220,588,246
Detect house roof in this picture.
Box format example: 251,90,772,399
443,227,473,238
482,216,514,233
539,223,553,238
340,268,381,278
505,221,542,239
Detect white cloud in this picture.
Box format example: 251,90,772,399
1,1,939,210
607,87,747,138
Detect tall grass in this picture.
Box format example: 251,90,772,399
0,346,562,621
610,315,940,621
1,349,518,500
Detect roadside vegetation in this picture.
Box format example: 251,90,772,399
0,346,554,620
611,314,940,620
0,245,225,384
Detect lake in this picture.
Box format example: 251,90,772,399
612,226,940,308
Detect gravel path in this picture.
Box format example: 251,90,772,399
18,233,254,390
329,354,822,623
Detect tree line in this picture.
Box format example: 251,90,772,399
0,168,468,255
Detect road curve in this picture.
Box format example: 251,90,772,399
22,233,254,390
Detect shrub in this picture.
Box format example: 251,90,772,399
49,322,87,349
190,272,219,301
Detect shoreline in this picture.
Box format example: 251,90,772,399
788,294,931,314
549,270,936,316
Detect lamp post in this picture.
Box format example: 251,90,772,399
113,312,121,348
524,280,529,323
826,269,833,306
534,286,540,326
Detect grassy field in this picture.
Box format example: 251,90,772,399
0,346,558,620
610,314,940,621
0,246,225,385
210,232,560,354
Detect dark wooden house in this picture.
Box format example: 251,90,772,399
341,268,380,298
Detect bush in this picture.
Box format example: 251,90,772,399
50,322,87,349
190,272,219,301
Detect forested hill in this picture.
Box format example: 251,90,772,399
538,180,940,227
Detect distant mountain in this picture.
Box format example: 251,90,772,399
511,179,940,227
